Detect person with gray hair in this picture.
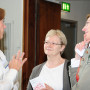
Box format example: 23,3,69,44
0,8,27,90
69,14,90,90
27,29,70,90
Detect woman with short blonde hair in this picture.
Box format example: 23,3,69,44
27,29,70,90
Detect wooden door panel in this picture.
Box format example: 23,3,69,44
22,0,61,90
36,1,61,64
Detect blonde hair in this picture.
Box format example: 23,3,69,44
45,29,67,46
0,8,5,20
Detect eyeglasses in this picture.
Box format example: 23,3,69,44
44,41,63,46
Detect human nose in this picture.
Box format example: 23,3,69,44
47,42,53,47
82,25,86,31
47,42,51,45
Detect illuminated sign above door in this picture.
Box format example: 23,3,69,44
62,2,70,12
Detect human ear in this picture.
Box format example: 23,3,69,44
60,45,65,52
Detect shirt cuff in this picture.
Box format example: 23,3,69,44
71,58,80,68
5,69,18,83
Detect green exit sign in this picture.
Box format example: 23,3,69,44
62,2,70,12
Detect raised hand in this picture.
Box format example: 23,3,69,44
9,50,27,71
75,41,86,59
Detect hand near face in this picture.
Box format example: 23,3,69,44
9,50,27,71
41,84,54,90
75,41,86,59
75,41,85,51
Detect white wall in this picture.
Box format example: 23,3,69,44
0,0,23,56
61,1,90,43
0,0,23,90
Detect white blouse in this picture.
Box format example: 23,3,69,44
39,63,64,90
0,50,18,90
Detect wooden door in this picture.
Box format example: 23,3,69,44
22,0,61,90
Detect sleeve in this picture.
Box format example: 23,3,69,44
0,50,18,90
27,63,44,90
71,58,80,68
69,58,79,87
69,58,80,87
0,69,18,90
27,68,34,90
69,65,78,87
27,80,33,90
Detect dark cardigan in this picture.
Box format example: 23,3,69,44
27,60,71,90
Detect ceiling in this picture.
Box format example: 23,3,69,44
45,0,89,4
